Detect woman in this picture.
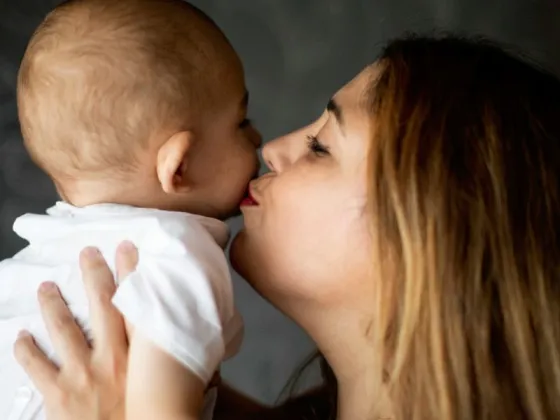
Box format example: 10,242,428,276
13,35,560,420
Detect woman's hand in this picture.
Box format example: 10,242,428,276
13,242,139,420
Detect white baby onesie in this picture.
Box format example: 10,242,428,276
0,202,243,420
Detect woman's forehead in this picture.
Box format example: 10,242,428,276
321,66,378,159
334,63,380,110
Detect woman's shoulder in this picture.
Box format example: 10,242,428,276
266,387,333,420
214,384,333,420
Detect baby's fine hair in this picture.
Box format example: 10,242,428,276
17,0,232,180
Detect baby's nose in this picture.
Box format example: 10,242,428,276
251,128,263,148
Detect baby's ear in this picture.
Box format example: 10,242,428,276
156,131,194,194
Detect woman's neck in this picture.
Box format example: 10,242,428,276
298,308,390,419
336,373,392,420
332,349,382,420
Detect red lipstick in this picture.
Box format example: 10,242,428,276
241,187,259,206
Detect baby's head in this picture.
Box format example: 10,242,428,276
17,0,261,219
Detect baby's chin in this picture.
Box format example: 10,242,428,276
219,206,242,221
174,198,242,221
215,193,249,220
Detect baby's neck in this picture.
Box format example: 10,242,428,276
56,176,169,210
56,175,227,219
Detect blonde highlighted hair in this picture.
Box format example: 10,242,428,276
367,35,560,420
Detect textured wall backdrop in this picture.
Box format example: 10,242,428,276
1,0,559,404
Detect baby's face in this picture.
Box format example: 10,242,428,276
183,56,262,220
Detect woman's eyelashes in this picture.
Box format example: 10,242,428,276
306,135,330,156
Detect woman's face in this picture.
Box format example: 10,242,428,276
230,66,378,316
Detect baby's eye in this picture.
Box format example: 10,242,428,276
239,118,252,129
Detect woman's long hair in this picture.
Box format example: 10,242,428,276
288,35,560,420
368,35,560,419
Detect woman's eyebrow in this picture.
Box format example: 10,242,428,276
327,98,344,129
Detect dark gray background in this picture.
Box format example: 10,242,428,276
1,0,559,404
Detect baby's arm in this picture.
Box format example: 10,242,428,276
125,328,204,420
111,221,237,420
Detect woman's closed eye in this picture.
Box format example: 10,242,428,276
306,135,330,156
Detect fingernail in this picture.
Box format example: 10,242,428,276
82,246,101,260
17,330,31,339
39,281,57,294
118,240,136,253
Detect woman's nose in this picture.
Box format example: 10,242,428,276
262,135,292,173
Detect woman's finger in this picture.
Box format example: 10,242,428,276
13,331,59,396
115,241,139,335
79,247,127,357
37,282,90,370
115,240,139,284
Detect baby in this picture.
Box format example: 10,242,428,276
0,0,261,419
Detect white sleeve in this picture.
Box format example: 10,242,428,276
111,238,239,384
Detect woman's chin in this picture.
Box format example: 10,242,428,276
229,229,249,277
229,229,266,290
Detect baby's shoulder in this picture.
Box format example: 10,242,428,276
130,211,228,254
